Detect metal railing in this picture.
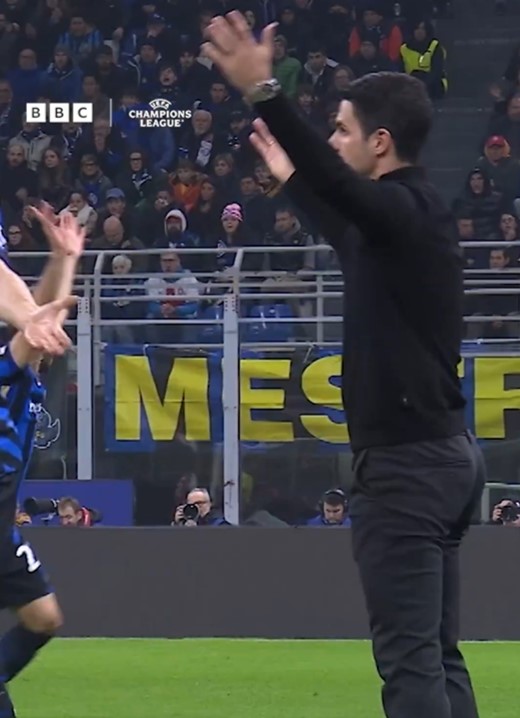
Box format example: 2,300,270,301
9,242,520,524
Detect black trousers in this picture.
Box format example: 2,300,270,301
349,432,485,718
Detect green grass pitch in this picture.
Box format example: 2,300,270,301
11,639,518,717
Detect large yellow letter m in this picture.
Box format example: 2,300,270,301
114,356,210,441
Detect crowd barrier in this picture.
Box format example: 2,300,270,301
4,526,517,640
8,244,520,525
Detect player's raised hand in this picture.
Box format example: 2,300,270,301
249,118,295,184
28,203,85,259
201,11,277,94
23,296,77,355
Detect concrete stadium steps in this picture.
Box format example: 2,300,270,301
420,2,520,200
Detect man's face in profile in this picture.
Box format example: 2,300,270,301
59,506,82,526
328,100,379,177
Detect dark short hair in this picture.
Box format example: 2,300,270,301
343,72,433,163
307,44,326,56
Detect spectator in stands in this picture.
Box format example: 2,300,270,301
78,116,125,179
90,45,126,99
144,249,201,344
136,187,176,247
116,149,161,206
0,10,20,74
114,89,175,173
58,13,103,65
348,3,403,64
96,187,137,237
497,211,520,262
179,107,226,172
487,92,520,159
187,176,223,243
50,120,84,166
101,254,146,344
319,0,353,65
261,206,315,322
126,38,162,99
80,74,110,120
0,79,20,151
37,147,71,210
294,84,326,130
4,222,40,276
211,152,240,206
216,202,258,272
399,19,447,100
169,159,201,213
325,65,355,104
156,63,190,108
9,113,51,171
466,248,518,339
305,488,351,527
348,39,396,77
26,0,69,65
276,2,312,61
0,143,37,218
207,77,235,132
94,216,147,273
88,1,125,47
74,153,113,209
300,44,338,101
226,108,255,172
456,214,486,269
476,135,520,202
239,172,275,240
60,190,98,239
254,159,283,200
177,43,211,103
243,7,262,41
45,45,82,103
453,168,503,238
8,47,46,105
273,34,302,98
154,207,202,271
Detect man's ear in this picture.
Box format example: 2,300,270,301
372,128,393,157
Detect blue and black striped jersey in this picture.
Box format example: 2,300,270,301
0,346,44,509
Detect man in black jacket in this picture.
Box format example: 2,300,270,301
203,12,485,718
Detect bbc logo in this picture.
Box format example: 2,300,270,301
26,102,94,124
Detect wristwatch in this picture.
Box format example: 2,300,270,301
245,78,282,104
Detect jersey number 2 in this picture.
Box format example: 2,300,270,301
16,544,41,573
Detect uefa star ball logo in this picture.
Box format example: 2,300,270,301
128,98,192,129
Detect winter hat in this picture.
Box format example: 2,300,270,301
221,203,243,222
164,208,187,233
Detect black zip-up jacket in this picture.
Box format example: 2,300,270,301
256,93,466,453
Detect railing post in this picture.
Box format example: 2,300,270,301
222,291,240,525
77,297,93,480
317,274,324,344
92,252,105,386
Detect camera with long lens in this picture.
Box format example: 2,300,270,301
23,498,58,519
501,501,520,524
23,497,102,526
181,503,200,522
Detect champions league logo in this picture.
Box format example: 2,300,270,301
32,404,61,450
128,98,192,129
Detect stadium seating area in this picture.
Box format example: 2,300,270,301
1,0,518,345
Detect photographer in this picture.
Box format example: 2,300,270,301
24,496,101,526
306,489,351,527
172,488,229,527
490,498,520,527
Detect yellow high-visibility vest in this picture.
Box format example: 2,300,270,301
400,39,448,91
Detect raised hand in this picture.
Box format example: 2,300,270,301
249,118,295,184
201,11,276,95
23,296,77,355
28,203,85,259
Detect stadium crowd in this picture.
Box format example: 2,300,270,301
0,0,456,345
